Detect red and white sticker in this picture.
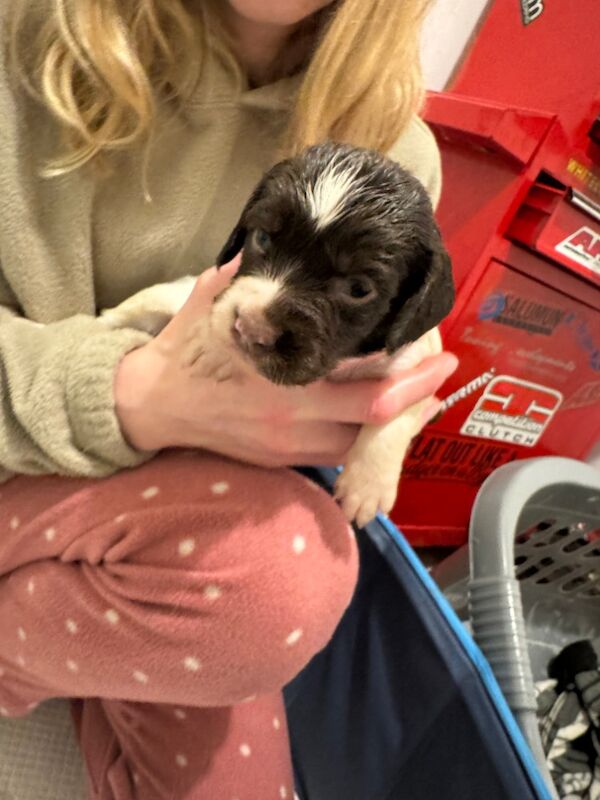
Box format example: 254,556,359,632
556,226,600,277
460,375,562,447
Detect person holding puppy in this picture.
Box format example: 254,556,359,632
0,1,457,798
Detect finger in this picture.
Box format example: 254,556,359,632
290,453,349,468
186,254,242,313
160,255,241,342
373,353,458,422
199,421,358,469
249,452,350,469
420,396,443,425
300,352,458,424
294,421,358,457
262,421,358,464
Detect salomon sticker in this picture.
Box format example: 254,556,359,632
478,292,566,335
460,375,562,447
556,226,600,276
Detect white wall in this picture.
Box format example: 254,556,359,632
420,0,491,91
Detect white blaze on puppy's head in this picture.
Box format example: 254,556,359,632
304,162,363,231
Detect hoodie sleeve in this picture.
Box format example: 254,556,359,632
0,290,155,480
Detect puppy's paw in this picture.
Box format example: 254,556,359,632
334,462,399,529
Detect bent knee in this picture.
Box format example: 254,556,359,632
202,467,359,701
66,452,358,703
166,456,359,702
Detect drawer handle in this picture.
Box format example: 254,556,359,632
570,188,600,224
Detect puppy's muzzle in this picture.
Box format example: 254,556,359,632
233,308,280,351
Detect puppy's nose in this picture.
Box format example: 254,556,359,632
234,309,279,349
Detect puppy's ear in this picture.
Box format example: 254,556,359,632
215,182,266,266
385,239,454,352
216,225,247,266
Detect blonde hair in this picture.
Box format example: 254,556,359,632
9,0,432,176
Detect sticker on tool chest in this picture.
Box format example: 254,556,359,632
562,380,600,411
460,375,563,447
556,226,600,277
441,369,496,411
405,431,518,484
478,291,566,335
520,0,545,25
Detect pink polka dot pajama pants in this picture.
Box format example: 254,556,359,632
0,451,358,799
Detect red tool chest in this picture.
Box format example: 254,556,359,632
390,0,600,546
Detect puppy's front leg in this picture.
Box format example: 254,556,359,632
99,276,197,336
334,399,427,528
100,274,242,382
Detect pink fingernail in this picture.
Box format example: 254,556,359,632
421,398,443,425
443,353,459,375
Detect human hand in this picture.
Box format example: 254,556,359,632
114,260,457,467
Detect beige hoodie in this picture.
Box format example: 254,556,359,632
0,27,441,480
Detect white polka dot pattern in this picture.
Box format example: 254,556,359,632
203,584,222,601
105,609,120,625
0,456,335,797
292,535,306,554
183,656,201,672
285,628,303,646
178,538,196,557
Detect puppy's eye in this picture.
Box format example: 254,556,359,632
253,229,271,252
341,276,376,303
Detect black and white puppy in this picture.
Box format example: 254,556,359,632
102,142,454,526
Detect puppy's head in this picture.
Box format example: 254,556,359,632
213,142,454,385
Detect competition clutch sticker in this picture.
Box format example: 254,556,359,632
460,375,563,447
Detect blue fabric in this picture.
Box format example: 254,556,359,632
285,467,553,800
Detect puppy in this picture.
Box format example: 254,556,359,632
102,142,454,527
